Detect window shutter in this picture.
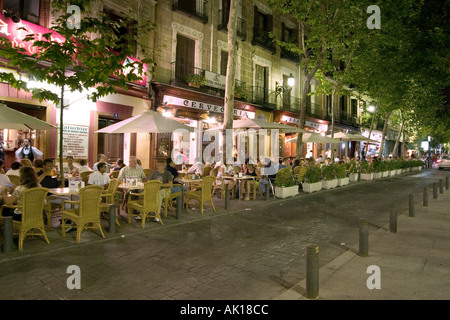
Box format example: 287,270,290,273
253,6,259,29
267,14,273,33
281,22,285,41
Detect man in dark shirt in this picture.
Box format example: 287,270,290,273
165,158,178,181
38,159,68,209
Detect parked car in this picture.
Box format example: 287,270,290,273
437,156,450,170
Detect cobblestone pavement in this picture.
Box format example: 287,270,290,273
0,169,448,300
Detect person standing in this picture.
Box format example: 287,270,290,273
305,150,314,160
0,133,6,161
15,138,43,163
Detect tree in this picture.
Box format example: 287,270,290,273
222,0,238,164
0,0,154,186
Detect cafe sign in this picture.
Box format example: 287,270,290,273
281,115,328,132
204,71,226,90
163,95,255,119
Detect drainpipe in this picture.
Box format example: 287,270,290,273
209,0,214,71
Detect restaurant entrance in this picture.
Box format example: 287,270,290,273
97,117,124,163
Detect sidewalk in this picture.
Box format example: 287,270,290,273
276,187,450,300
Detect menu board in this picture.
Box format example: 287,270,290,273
58,124,89,159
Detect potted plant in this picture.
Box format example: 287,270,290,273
274,168,298,198
322,164,338,189
360,161,373,180
336,163,349,186
185,73,207,88
302,165,323,193
387,161,396,177
348,160,359,182
234,86,249,101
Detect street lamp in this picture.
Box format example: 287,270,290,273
275,74,295,97
367,105,375,113
287,73,295,87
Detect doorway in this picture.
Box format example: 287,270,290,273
97,117,124,163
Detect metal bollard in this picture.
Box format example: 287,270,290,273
306,244,319,299
433,183,438,199
439,179,444,194
265,184,270,200
2,216,14,253
108,204,116,233
225,187,230,210
176,195,182,219
389,204,397,233
423,187,428,207
446,176,449,190
409,194,415,217
359,219,369,257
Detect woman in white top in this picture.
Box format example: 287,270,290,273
72,159,92,175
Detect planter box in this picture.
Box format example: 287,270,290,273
337,177,349,187
349,173,358,182
373,172,382,179
389,170,396,177
302,181,322,193
322,179,338,190
360,173,373,181
188,82,201,88
274,185,298,199
401,169,407,173
416,166,422,171
396,169,402,175
382,171,389,178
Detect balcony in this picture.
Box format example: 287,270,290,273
170,62,248,99
252,28,276,54
306,101,323,119
280,47,300,63
251,86,277,109
339,111,361,127
218,10,247,41
280,96,300,113
172,0,208,24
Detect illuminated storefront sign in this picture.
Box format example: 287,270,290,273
280,115,328,132
163,95,256,119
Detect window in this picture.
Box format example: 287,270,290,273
220,50,228,76
326,95,332,117
175,34,196,83
218,0,246,40
252,6,275,54
172,0,208,24
104,8,137,55
282,74,291,108
254,64,268,103
351,99,358,117
3,0,40,24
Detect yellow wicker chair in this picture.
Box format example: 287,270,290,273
98,179,121,226
8,175,20,187
61,185,105,243
110,171,119,179
296,167,308,183
127,180,163,228
143,168,151,179
163,183,183,218
1,187,50,252
80,171,93,185
185,176,216,215
202,166,212,177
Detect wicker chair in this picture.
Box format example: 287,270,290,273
163,183,183,218
127,180,162,228
296,166,308,183
1,187,50,251
80,171,93,185
110,171,119,179
202,166,212,177
98,179,121,226
61,185,105,243
8,175,20,187
185,176,216,215
143,168,151,179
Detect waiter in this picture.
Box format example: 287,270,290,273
0,133,5,161
15,138,43,162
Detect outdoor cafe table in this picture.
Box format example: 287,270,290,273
221,176,257,200
117,182,145,210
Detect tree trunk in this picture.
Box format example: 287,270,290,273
59,85,65,187
364,97,380,156
330,89,337,161
222,0,238,164
378,112,391,158
392,110,403,157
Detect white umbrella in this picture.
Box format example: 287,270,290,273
206,118,311,133
0,103,57,130
331,132,379,143
286,133,341,144
95,110,194,133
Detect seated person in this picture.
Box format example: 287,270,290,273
187,158,204,175
63,155,78,174
149,160,174,216
87,162,110,189
20,158,33,168
117,156,147,182
165,158,178,181
241,164,258,201
38,159,69,208
73,159,92,176
93,154,111,172
33,159,44,174
291,159,300,171
259,158,277,195
6,161,22,177
277,159,287,171
112,159,126,172
2,167,39,221
0,171,14,206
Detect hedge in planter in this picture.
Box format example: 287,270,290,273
336,163,349,186
274,168,298,198
185,73,207,87
348,160,359,182
322,164,338,189
302,165,322,193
